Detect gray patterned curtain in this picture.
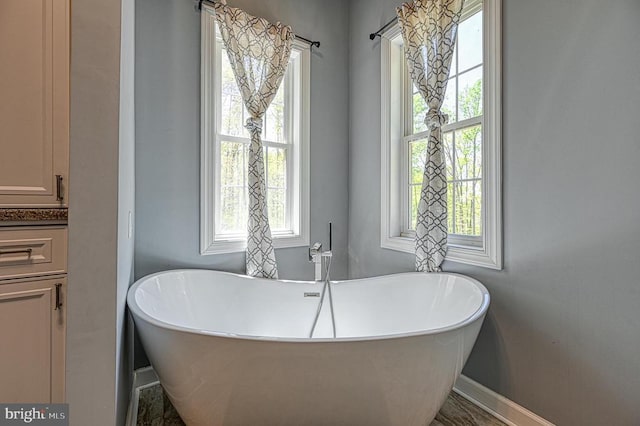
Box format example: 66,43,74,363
213,1,293,278
397,0,464,272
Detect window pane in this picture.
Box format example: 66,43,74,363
447,182,454,233
452,180,482,236
413,92,428,133
220,47,246,137
409,139,428,185
454,125,482,181
443,131,454,181
410,184,421,230
219,142,246,233
410,134,455,182
458,67,483,120
220,141,245,186
443,78,457,124
218,145,291,234
266,147,287,230
458,11,483,72
473,179,482,236
220,186,245,233
450,44,457,77
265,83,286,142
266,147,286,188
268,188,286,230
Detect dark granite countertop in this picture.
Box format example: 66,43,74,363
0,208,68,224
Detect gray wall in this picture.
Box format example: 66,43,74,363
135,0,350,285
117,0,136,423
68,0,123,424
348,0,640,425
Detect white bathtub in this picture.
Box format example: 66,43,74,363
127,269,490,426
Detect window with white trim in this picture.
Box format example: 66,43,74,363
380,0,502,269
200,4,310,255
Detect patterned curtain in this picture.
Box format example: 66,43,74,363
397,0,464,272
213,1,293,278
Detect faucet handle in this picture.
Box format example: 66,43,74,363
309,242,322,261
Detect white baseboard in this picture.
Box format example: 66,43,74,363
132,366,159,389
125,367,160,426
454,375,555,426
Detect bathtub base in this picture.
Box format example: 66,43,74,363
138,318,484,426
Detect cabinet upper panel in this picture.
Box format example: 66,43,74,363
0,0,69,207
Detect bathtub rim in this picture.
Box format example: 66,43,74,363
127,269,490,344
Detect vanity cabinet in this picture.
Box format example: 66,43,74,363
0,0,70,207
0,0,70,405
0,226,67,403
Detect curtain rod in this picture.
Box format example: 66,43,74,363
197,0,321,48
369,16,398,40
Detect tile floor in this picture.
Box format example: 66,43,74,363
136,384,507,426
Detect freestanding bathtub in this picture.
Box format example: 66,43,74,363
128,269,489,426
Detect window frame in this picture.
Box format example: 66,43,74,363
200,4,310,255
380,0,502,269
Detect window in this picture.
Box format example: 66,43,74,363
200,4,310,255
381,0,502,269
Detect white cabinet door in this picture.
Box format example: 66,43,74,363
0,278,65,403
0,0,69,207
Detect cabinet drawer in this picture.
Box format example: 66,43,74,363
0,227,67,279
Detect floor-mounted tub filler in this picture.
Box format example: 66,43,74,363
127,269,490,426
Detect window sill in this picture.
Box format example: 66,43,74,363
381,235,502,270
201,233,309,255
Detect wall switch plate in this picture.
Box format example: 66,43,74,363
128,211,133,239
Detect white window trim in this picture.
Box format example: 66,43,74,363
200,4,310,255
380,0,502,269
